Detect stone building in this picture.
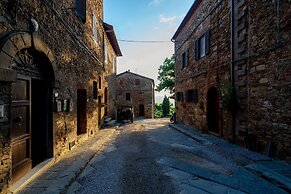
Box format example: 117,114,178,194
172,0,291,160
0,0,121,192
117,71,155,119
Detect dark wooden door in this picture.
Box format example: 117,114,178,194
77,89,87,135
11,76,32,183
139,104,145,117
98,96,102,128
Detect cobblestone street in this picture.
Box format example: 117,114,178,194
59,118,289,194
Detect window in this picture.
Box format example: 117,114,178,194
195,30,210,60
93,81,98,99
135,79,140,86
92,13,98,43
119,79,123,86
75,0,86,23
180,49,189,69
176,92,184,102
186,89,198,103
199,35,206,58
126,93,131,101
98,76,102,89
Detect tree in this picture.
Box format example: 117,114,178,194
162,95,170,116
156,55,175,95
154,103,163,118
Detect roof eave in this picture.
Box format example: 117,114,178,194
172,0,203,40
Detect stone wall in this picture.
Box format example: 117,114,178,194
247,0,291,160
104,35,118,120
174,0,232,138
117,72,154,118
0,0,119,191
174,0,291,161
0,83,11,192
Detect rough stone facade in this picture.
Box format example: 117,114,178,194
117,71,155,118
173,0,291,161
246,0,291,160
173,0,232,137
0,0,121,192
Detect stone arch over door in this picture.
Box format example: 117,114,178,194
207,87,220,134
0,31,59,182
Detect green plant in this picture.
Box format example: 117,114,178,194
154,103,163,118
220,81,239,113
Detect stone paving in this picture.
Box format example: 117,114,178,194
169,123,291,194
15,120,291,194
16,128,117,194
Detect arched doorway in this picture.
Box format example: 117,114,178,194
0,32,58,183
139,104,145,117
10,48,55,182
207,87,219,133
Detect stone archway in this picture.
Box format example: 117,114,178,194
0,31,58,182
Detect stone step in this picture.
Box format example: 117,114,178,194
245,161,291,193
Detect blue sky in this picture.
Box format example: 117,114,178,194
104,0,194,102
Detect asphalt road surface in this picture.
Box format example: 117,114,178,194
68,118,287,194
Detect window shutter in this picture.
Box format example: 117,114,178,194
180,54,184,68
195,38,199,61
75,0,86,23
185,49,189,67
205,30,210,55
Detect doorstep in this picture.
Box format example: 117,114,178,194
10,158,55,193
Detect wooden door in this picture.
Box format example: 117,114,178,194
11,76,32,183
98,96,102,128
77,89,87,135
139,104,145,117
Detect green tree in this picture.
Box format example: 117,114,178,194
156,55,175,95
154,103,163,118
162,95,170,116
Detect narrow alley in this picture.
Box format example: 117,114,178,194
18,118,290,194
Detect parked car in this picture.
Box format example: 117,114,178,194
117,106,134,123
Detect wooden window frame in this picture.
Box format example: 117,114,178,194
195,30,210,60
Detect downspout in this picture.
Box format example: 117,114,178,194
230,0,236,143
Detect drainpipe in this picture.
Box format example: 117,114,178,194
230,0,236,143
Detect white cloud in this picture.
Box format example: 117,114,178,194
159,15,177,24
149,0,164,6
